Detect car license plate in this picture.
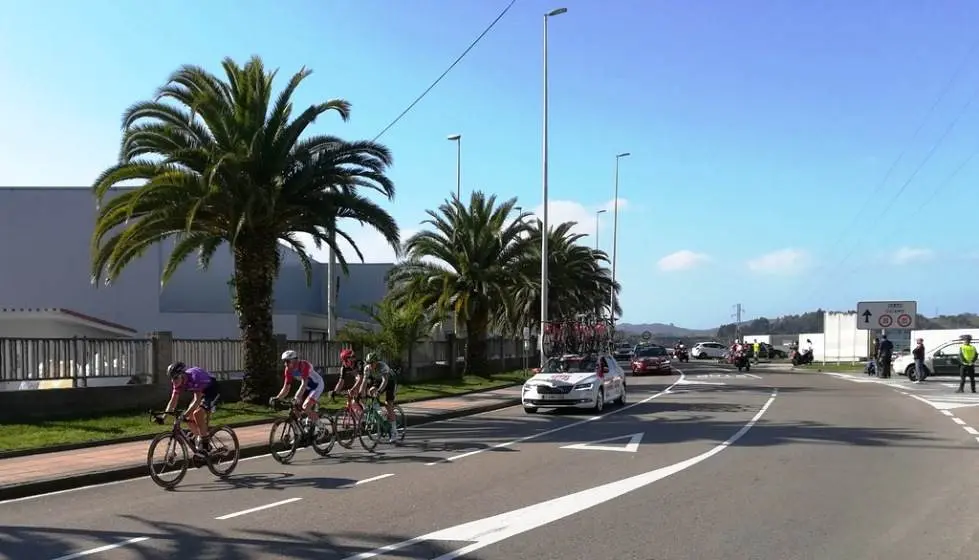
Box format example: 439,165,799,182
540,393,564,400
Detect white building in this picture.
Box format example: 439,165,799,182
0,187,391,340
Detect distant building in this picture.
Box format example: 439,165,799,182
0,187,391,339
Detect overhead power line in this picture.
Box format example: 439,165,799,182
372,0,519,142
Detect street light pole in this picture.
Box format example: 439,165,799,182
595,209,606,250
610,152,630,326
447,134,462,200
540,7,567,368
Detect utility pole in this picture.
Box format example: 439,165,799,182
732,304,744,341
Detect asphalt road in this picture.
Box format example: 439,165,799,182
2,361,979,559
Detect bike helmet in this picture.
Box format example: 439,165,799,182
365,352,379,363
167,362,186,379
281,350,298,361
340,348,355,362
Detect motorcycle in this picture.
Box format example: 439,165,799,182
675,346,689,362
791,349,814,366
735,350,751,372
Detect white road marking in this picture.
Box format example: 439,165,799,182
743,373,763,379
347,473,394,487
953,417,967,425
49,537,150,560
425,371,688,466
676,377,724,386
214,497,302,520
942,410,955,416
346,389,779,560
561,432,644,453
964,426,979,435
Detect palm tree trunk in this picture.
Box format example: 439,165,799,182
465,316,490,377
234,235,281,403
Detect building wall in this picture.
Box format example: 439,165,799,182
0,318,133,338
911,328,979,354
822,312,871,361
0,187,391,339
0,188,164,333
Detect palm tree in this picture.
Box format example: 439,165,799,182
358,297,436,372
89,56,400,402
387,192,530,375
505,219,621,334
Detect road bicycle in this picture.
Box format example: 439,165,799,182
147,410,240,490
361,393,407,446
268,398,336,464
331,390,406,451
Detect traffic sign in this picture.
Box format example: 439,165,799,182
856,300,917,331
641,331,652,341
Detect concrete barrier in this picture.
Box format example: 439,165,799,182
0,380,243,422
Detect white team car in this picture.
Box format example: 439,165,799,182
522,353,626,414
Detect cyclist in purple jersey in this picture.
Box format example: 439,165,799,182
161,362,220,453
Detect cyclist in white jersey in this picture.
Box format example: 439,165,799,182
272,350,324,425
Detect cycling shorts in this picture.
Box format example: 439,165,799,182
200,380,221,412
371,380,397,403
300,384,325,404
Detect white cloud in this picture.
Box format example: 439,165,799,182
746,248,809,275
296,222,418,264
890,247,934,265
529,198,629,237
657,250,710,271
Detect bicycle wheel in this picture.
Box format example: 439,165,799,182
311,415,336,457
358,410,380,452
334,408,357,449
147,432,189,489
393,405,407,442
269,419,299,464
205,426,240,478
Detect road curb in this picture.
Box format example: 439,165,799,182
0,382,526,460
0,397,520,502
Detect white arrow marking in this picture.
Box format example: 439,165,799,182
676,377,725,386
343,390,779,560
560,432,644,453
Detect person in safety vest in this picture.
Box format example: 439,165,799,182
957,334,977,393
752,339,761,363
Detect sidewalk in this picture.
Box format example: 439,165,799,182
0,386,521,501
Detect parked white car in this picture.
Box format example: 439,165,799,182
894,339,970,379
691,342,727,359
522,353,626,414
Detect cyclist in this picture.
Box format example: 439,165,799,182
161,362,219,455
272,350,324,427
364,352,398,440
331,348,364,414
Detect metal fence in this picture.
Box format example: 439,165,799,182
0,337,152,385
0,335,532,384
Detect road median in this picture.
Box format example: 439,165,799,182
0,384,523,501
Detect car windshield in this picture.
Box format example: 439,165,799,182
635,347,666,357
541,356,599,373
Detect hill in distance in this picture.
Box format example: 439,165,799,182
617,322,715,337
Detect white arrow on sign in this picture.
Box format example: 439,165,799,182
561,432,644,453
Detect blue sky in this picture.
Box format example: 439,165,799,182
2,0,979,328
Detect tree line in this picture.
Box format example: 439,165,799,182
715,311,979,339
87,56,618,403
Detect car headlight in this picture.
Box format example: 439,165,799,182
573,383,594,391
522,385,532,392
